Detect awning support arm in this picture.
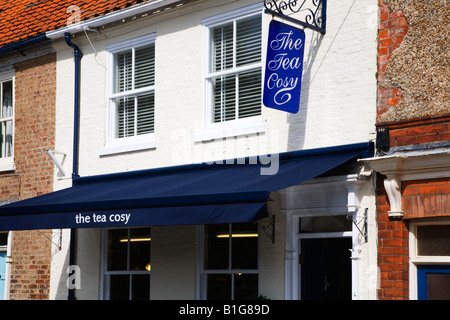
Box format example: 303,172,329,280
261,214,275,244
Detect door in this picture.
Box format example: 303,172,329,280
0,252,6,300
300,238,351,300
417,265,450,300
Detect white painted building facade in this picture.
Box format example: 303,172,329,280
47,0,379,300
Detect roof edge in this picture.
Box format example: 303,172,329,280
46,0,184,39
0,33,48,56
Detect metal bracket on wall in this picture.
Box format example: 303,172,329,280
37,229,62,251
264,0,327,34
261,214,275,244
346,208,368,243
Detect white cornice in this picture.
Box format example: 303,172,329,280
361,149,450,218
361,150,450,181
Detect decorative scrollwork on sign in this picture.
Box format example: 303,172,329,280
264,0,327,34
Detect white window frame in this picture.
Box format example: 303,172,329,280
0,231,12,301
197,3,265,142
100,227,152,300
100,34,157,156
409,219,450,300
196,223,260,300
0,70,15,172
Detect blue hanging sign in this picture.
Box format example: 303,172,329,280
263,20,305,113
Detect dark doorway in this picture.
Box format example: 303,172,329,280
300,237,352,300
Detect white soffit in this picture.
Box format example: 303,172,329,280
361,149,450,181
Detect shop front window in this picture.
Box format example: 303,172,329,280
201,223,259,300
104,227,151,300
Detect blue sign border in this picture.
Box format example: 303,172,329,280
263,20,305,114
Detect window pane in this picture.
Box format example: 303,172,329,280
129,228,151,271
299,216,352,233
0,232,7,246
132,274,150,300
107,229,128,271
1,80,13,118
234,273,258,300
110,275,129,300
209,15,261,124
137,92,154,135
238,69,261,119
135,45,155,89
427,273,450,300
0,81,13,159
231,223,258,270
236,16,261,67
115,50,132,92
204,224,229,270
417,225,450,256
212,23,233,72
207,274,231,300
0,120,12,158
213,75,236,122
117,96,135,138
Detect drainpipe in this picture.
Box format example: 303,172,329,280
64,33,82,179
64,32,82,300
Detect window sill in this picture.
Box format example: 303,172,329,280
195,118,265,142
0,158,15,172
99,134,156,156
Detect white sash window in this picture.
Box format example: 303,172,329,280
114,45,155,138
0,71,14,171
0,80,13,159
101,34,156,156
210,15,262,122
199,4,265,141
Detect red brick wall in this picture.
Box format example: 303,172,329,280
14,53,56,200
0,53,56,300
378,115,450,148
375,1,410,300
376,174,409,299
403,179,450,219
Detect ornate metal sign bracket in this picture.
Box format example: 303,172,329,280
264,0,327,34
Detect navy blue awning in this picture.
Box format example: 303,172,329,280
0,142,373,230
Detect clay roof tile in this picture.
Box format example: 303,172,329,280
0,0,153,48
